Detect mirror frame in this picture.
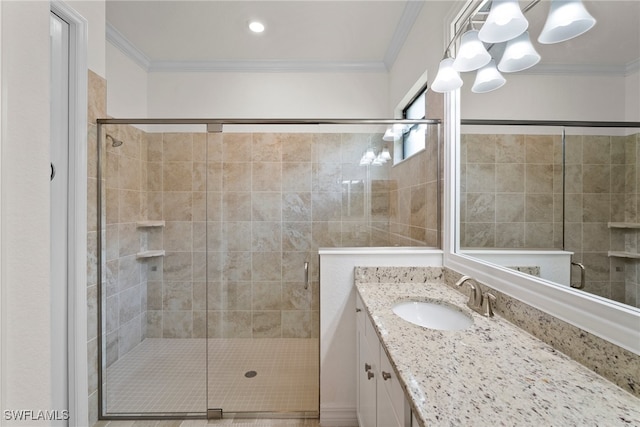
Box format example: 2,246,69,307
441,1,640,355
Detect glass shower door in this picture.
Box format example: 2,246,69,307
205,131,320,417
99,124,208,417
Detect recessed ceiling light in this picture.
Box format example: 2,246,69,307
248,21,265,33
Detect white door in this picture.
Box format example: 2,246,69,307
50,11,70,426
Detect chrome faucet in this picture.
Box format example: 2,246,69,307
454,276,497,317
455,276,483,311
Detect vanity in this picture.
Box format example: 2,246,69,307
354,266,640,426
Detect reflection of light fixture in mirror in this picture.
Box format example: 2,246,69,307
478,0,528,43
431,57,463,93
453,29,492,72
538,0,596,44
383,128,396,141
498,31,540,72
379,147,392,162
472,60,506,93
360,146,392,166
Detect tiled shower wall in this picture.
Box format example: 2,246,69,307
103,124,149,365
139,131,434,340
96,129,442,343
460,132,640,308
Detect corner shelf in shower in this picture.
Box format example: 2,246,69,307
136,250,166,259
136,220,165,228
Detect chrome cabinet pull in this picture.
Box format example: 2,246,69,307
367,371,374,380
382,371,392,381
364,363,371,372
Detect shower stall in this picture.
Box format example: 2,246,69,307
95,118,441,419
459,120,640,308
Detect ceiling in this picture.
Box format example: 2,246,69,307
106,0,640,74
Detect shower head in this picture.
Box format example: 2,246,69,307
106,134,123,148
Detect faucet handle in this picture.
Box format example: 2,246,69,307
455,276,482,308
483,292,496,317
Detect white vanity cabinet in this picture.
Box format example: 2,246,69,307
356,293,410,427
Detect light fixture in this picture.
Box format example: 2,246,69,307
472,59,506,93
478,0,528,44
383,128,396,141
538,0,596,44
364,148,376,161
379,147,392,162
429,0,595,94
248,21,265,33
453,29,492,72
498,31,541,73
431,57,463,93
359,146,392,166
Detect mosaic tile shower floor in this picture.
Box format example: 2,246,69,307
105,338,319,416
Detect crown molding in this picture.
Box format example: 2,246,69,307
148,60,387,73
520,61,640,76
384,1,425,70
106,21,150,71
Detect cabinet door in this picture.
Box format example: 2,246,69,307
376,342,403,427
357,331,377,427
380,347,405,421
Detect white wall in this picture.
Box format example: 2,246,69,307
461,72,628,121
388,1,459,115
106,42,148,118
0,0,53,420
625,69,640,122
146,71,389,118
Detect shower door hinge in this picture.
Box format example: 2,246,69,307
207,408,223,420
206,122,223,133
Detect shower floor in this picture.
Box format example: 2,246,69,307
105,338,319,416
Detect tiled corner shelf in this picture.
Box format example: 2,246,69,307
136,220,165,228
607,223,640,259
136,250,165,259
608,251,640,259
136,220,165,260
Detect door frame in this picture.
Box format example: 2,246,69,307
50,2,88,425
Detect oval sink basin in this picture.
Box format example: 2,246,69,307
392,301,473,331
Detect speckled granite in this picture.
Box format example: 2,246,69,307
355,268,640,426
443,268,640,398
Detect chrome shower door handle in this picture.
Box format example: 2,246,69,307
304,261,309,290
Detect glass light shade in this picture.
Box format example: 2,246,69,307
478,0,529,44
453,30,492,72
380,147,392,161
431,58,463,93
364,148,376,161
538,0,596,44
498,31,541,72
383,128,396,141
472,60,506,93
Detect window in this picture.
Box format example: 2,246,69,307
399,89,427,161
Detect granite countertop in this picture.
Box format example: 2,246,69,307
355,280,640,426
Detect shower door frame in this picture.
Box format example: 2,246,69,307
95,117,442,421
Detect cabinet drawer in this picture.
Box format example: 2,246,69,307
380,346,405,422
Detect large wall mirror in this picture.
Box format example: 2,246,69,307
443,0,640,354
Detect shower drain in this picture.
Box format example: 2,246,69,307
244,370,257,378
